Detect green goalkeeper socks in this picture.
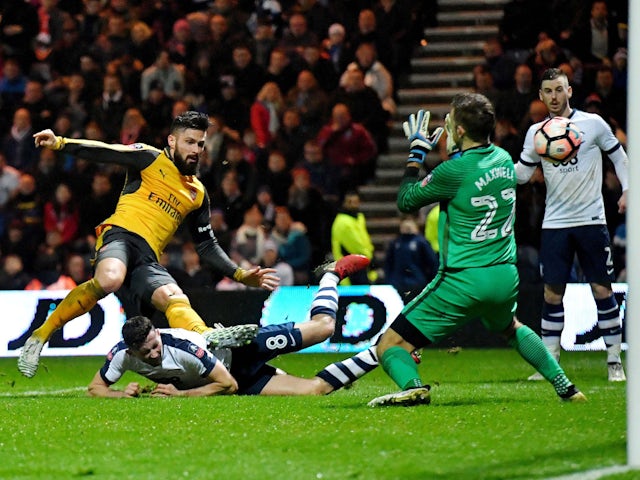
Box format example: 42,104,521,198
509,325,568,387
380,346,423,390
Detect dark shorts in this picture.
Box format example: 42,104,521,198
540,225,614,284
230,322,303,395
94,226,176,304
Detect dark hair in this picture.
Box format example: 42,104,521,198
122,316,154,349
451,93,495,142
170,111,210,134
540,67,567,83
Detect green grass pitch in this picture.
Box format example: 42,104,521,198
0,349,630,480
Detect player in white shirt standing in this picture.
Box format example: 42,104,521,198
515,67,628,382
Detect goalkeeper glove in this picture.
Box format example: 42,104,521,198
402,110,443,164
444,113,461,159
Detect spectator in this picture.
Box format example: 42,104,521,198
496,64,537,127
140,81,174,146
231,204,268,268
255,185,276,231
262,150,292,206
25,238,77,291
589,65,627,130
300,42,339,93
20,79,55,132
65,253,91,286
60,73,91,138
288,166,328,266
32,148,65,203
0,151,21,237
472,64,501,108
279,13,318,61
274,107,308,168
90,73,135,143
210,208,232,254
316,103,377,194
228,44,267,103
264,47,298,96
0,57,28,114
77,171,118,243
47,15,84,78
9,174,44,264
140,50,185,102
285,70,329,139
296,139,338,203
0,0,39,71
208,74,251,135
212,170,250,231
341,42,396,116
250,82,284,151
119,108,153,145
482,37,517,91
323,23,352,75
332,68,389,154
271,206,311,285
2,108,39,172
165,18,194,67
43,182,80,248
350,9,394,74
384,217,438,304
169,241,216,291
129,20,159,68
566,0,621,66
0,253,32,290
90,13,131,65
330,191,374,285
261,238,294,286
373,0,414,76
518,99,548,138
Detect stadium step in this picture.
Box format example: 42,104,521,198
360,0,507,261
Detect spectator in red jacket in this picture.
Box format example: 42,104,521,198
316,103,377,195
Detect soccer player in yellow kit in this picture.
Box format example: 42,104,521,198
18,111,278,378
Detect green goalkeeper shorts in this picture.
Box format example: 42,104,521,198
401,263,519,345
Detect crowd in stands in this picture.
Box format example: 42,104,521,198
0,0,630,292
0,0,429,290
488,0,629,282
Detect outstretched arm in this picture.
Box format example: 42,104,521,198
150,361,238,397
87,371,141,398
33,129,159,168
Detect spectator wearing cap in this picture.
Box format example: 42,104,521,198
324,23,353,75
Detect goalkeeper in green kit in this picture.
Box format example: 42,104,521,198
368,93,586,406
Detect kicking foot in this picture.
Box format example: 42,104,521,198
560,385,587,403
314,254,370,281
18,336,45,378
203,324,258,350
368,386,431,407
608,362,626,382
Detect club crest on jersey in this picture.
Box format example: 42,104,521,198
128,143,145,150
188,343,205,358
189,189,197,201
421,174,433,187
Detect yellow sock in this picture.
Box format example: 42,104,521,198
33,278,106,342
165,297,211,334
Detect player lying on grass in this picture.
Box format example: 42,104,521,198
368,99,586,407
88,254,380,397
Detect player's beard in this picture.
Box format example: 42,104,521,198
173,148,199,176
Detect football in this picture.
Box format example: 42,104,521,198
533,116,582,163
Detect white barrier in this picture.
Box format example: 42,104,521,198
0,284,627,357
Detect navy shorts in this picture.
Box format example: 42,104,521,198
230,322,303,395
540,225,614,284
94,226,176,304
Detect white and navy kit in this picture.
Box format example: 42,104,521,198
518,109,629,229
516,109,629,283
99,329,217,389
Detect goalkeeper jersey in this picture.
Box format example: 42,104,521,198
520,109,626,229
398,144,516,270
